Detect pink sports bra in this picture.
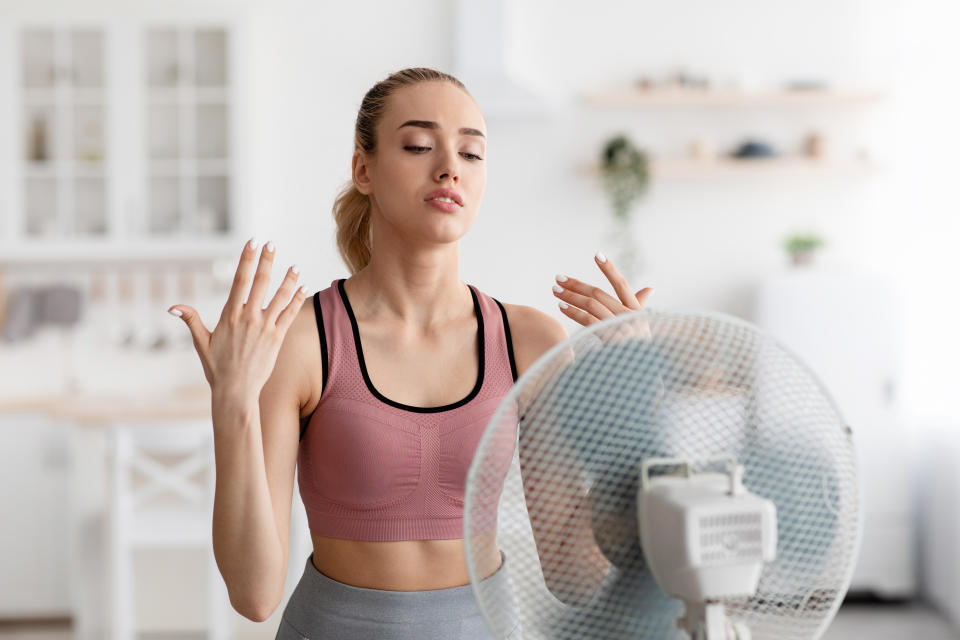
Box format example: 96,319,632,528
296,278,518,542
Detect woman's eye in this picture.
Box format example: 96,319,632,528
403,146,482,161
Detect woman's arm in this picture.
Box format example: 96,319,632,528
507,304,611,605
211,301,315,621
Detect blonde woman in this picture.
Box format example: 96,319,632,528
168,67,653,639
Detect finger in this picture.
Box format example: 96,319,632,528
264,263,303,323
556,299,603,327
275,284,310,333
594,250,643,310
552,279,618,320
223,237,260,322
245,240,277,314
168,304,211,352
635,287,654,308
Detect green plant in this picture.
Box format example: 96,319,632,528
784,233,825,255
599,134,650,221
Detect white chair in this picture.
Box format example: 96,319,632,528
108,420,235,640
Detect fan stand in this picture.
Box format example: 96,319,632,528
680,600,751,640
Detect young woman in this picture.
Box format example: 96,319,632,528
168,67,653,639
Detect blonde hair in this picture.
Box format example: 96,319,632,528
333,67,470,275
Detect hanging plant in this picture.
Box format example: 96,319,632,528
599,134,650,221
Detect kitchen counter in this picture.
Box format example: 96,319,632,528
0,384,212,422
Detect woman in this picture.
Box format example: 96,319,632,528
167,67,653,639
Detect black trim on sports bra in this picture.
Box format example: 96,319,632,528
301,290,329,442
313,291,329,394
337,278,485,413
493,298,518,383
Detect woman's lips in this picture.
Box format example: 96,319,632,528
425,199,460,213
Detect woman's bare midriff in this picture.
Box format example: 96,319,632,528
310,531,502,591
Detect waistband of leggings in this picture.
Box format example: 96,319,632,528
297,549,508,620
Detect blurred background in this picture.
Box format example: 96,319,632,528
1,0,959,638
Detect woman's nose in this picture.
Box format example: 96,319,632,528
434,148,460,182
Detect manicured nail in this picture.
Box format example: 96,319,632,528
291,264,300,274
265,240,276,253
555,274,568,283
559,301,569,309
595,250,607,263
168,308,182,317
247,236,258,250
553,284,564,293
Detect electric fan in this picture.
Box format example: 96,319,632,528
464,308,861,640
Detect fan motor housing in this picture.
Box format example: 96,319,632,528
638,467,778,602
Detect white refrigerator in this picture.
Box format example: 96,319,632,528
753,268,915,598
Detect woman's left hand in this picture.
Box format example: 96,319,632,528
552,250,654,327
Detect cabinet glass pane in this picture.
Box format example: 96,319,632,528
146,29,179,88
148,104,179,158
196,103,228,158
74,177,107,235
25,178,59,236
21,29,56,88
196,176,229,233
74,105,106,164
148,177,181,232
23,105,57,164
70,29,105,88
194,29,227,87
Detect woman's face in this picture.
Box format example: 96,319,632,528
354,81,487,245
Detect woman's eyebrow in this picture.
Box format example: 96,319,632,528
397,120,486,139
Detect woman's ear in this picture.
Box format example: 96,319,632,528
352,151,374,195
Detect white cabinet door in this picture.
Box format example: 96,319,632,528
0,12,246,262
0,414,71,616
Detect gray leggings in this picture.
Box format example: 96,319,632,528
275,550,520,640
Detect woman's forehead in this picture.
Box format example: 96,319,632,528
384,83,486,135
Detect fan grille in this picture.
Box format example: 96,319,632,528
465,309,860,640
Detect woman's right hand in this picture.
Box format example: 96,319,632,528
167,237,307,401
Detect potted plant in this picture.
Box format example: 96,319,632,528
599,134,650,221
784,233,825,266
598,135,650,280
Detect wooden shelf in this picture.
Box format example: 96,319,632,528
588,156,880,179
582,87,884,107
652,156,880,177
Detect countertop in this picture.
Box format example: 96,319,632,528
0,384,212,423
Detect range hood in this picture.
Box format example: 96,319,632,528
453,0,552,119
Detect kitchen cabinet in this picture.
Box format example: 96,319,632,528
0,413,72,616
0,12,247,262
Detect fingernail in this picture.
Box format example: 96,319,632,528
595,250,607,263
291,264,300,274
248,236,258,250
559,301,569,309
555,274,568,283
168,308,182,317
553,284,564,294
265,240,276,253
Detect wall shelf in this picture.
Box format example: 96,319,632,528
588,156,880,180
583,87,884,107
650,156,880,178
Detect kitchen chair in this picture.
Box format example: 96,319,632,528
108,420,234,640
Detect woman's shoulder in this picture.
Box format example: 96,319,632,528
497,300,569,379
